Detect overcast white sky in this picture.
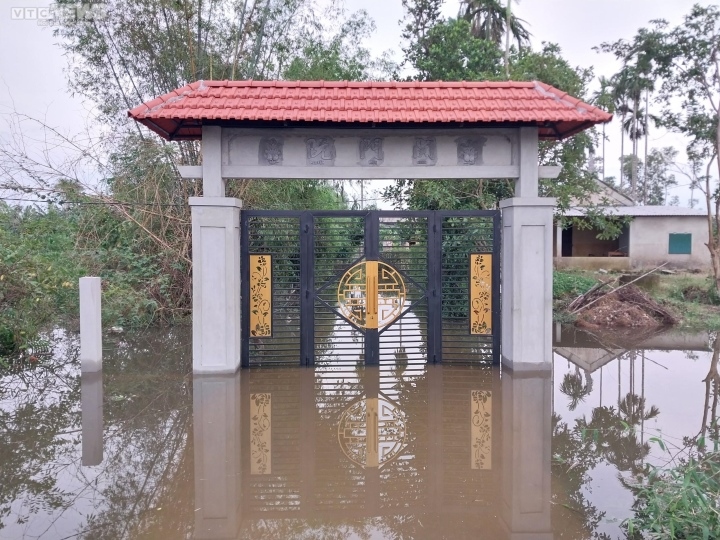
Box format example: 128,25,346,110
0,0,713,207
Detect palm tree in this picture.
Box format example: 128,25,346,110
460,0,531,47
560,368,594,411
612,65,654,202
591,76,617,182
610,75,632,192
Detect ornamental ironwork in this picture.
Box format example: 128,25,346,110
337,260,406,330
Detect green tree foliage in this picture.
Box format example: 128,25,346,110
413,18,503,81
388,25,618,239
401,0,444,80
617,148,678,205
602,4,720,291
283,12,376,82
0,204,84,357
459,0,531,46
0,0,379,352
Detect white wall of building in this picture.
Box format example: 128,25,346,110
629,216,710,270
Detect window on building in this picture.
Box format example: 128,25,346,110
668,233,692,255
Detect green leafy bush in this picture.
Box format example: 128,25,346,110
669,278,720,306
626,442,720,539
553,271,597,300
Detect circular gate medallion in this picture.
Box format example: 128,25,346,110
337,261,406,329
338,397,407,468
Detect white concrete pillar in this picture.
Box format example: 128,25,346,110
202,126,225,197
499,198,556,370
81,371,103,466
515,127,539,198
500,368,553,540
193,374,242,539
190,197,242,373
79,276,102,371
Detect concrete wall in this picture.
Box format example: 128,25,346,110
629,216,710,270
554,256,631,271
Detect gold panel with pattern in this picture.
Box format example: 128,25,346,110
250,393,271,474
249,254,272,338
471,390,492,469
337,260,405,330
470,254,492,335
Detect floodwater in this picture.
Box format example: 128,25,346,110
1,325,717,539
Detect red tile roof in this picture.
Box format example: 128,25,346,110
128,80,611,141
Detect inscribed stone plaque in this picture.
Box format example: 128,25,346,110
412,137,437,166
258,137,284,165
306,137,336,166
456,136,487,166
359,137,384,166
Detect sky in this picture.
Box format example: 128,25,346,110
0,0,713,207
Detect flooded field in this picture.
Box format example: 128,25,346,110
1,325,717,539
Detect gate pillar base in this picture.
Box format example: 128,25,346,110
499,197,555,371
190,197,242,373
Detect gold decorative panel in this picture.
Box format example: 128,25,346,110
338,397,407,468
469,254,492,335
471,390,492,470
250,393,271,474
337,260,405,330
249,254,272,338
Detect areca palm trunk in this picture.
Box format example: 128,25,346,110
504,0,511,78
620,112,626,190
643,89,649,204
631,97,639,203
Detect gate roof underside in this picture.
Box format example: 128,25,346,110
128,80,611,141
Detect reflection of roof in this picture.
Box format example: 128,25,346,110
128,80,612,141
565,205,707,218
554,347,625,373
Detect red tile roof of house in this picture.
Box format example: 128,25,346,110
128,80,612,141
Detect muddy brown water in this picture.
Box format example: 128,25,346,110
0,325,716,539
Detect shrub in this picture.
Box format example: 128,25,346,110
626,447,720,539
553,271,597,300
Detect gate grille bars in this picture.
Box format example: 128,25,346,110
241,210,500,367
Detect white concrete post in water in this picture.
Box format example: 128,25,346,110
79,276,102,371
193,374,242,539
190,197,242,372
500,368,553,539
81,371,103,466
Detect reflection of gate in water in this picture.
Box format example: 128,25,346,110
240,364,501,529
241,210,500,367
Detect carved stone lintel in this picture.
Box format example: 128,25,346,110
306,137,336,166
412,137,437,166
258,137,284,166
359,137,384,166
456,136,487,166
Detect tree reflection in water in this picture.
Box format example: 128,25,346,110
0,329,194,539
552,328,720,539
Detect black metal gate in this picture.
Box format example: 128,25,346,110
241,211,500,367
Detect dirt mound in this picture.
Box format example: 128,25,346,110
575,285,678,329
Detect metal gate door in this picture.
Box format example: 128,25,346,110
241,211,499,367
